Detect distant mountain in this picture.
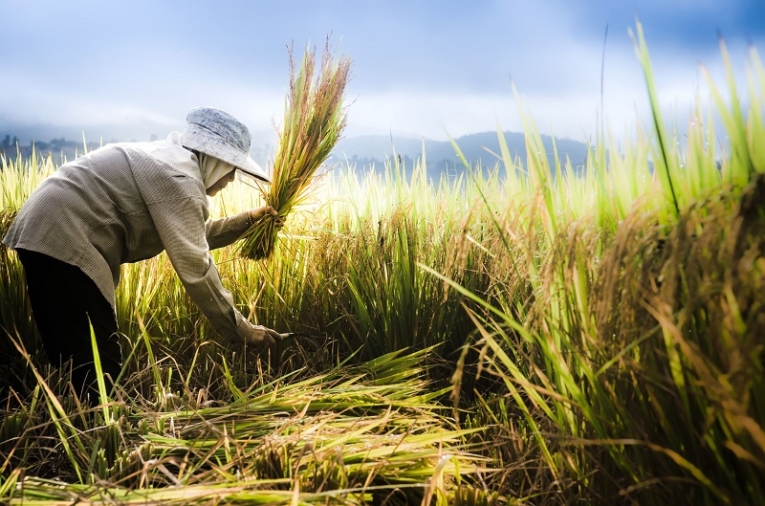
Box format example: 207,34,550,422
331,131,590,180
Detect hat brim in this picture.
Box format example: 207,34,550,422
181,124,271,183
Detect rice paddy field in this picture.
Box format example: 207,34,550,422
1,28,764,505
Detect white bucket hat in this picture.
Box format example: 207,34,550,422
181,107,270,183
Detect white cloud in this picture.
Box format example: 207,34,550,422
0,72,286,142
357,29,759,146
0,74,177,127
1,2,761,151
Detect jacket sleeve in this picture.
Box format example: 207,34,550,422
146,195,251,343
206,211,252,250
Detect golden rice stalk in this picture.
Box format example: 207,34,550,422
239,41,351,260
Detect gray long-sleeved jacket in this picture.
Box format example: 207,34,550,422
3,132,254,342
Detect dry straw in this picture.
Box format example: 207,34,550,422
238,42,351,260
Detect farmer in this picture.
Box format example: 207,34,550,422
3,107,284,394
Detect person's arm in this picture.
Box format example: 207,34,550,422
206,206,282,250
146,195,274,345
206,211,251,250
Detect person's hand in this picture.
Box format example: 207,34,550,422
241,323,282,352
249,206,286,228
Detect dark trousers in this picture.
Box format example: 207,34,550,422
17,249,122,395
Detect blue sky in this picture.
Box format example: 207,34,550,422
1,0,763,144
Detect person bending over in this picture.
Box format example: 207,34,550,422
3,107,283,395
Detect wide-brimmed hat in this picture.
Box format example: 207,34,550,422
181,107,270,183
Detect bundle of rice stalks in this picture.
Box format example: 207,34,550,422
239,42,351,260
